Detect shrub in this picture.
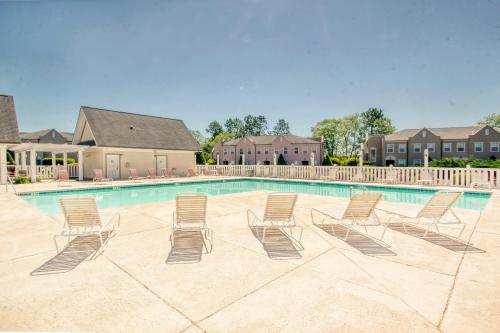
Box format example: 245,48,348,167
345,157,358,166
14,176,31,184
330,157,343,166
238,155,243,165
428,158,500,168
277,154,287,165
42,157,76,165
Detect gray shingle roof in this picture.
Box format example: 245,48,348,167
20,129,74,142
385,126,486,141
80,107,200,151
222,134,321,146
0,95,21,144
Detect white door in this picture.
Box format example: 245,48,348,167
156,155,168,175
106,154,120,179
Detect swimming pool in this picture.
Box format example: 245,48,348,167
21,179,491,215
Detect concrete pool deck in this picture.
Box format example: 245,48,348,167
0,179,499,332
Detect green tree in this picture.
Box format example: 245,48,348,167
322,154,333,166
205,121,224,140
272,119,290,135
224,117,245,137
243,115,268,136
195,152,206,165
6,151,14,164
277,153,287,165
478,113,500,127
361,108,396,135
339,114,365,157
311,118,342,156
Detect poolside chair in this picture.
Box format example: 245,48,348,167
311,192,387,242
247,192,303,248
55,197,120,258
56,169,73,186
187,168,197,177
161,168,173,178
129,168,147,181
170,193,213,253
352,168,365,182
417,168,434,186
380,191,466,239
147,167,166,180
93,169,113,182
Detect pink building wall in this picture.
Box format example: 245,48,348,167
212,136,323,165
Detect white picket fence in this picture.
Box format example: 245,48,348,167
9,164,79,179
197,165,499,189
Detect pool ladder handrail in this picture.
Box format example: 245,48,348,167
5,175,17,195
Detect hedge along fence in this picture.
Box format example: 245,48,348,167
41,157,76,165
429,158,500,168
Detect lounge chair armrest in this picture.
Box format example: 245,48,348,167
247,209,262,226
100,212,120,232
310,208,340,225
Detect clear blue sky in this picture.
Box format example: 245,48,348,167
1,0,499,136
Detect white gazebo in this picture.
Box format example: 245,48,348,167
9,143,89,183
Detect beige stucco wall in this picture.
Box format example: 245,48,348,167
82,149,104,179
81,148,196,180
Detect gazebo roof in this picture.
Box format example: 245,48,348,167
10,143,89,153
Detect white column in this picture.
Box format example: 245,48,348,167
424,149,429,169
30,150,36,183
216,154,220,165
242,154,245,165
310,152,315,167
51,153,56,167
63,152,68,169
359,143,364,167
0,145,7,184
21,151,26,171
273,153,277,165
14,152,19,176
78,150,83,181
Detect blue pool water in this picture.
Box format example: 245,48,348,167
21,179,491,215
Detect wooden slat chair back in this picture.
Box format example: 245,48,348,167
417,191,462,219
148,168,156,178
129,168,138,178
93,169,104,180
58,169,69,181
176,194,207,225
263,192,298,222
59,197,102,228
342,192,383,220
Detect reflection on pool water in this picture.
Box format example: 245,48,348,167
22,179,491,216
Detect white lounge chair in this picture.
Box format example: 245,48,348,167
55,197,120,258
56,169,74,187
171,194,213,253
380,191,466,239
129,168,147,181
417,168,435,186
247,192,303,247
311,192,387,241
93,169,113,182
